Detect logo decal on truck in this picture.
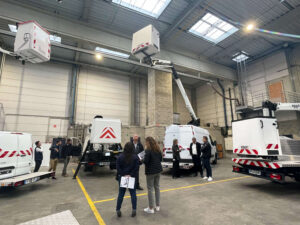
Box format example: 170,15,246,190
100,127,116,139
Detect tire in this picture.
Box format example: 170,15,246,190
84,165,93,172
295,174,300,182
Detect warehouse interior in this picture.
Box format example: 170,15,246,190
0,0,300,224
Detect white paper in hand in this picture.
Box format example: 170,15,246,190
120,176,135,189
138,151,145,161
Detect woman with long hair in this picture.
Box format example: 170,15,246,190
116,142,139,217
172,139,181,179
143,137,163,214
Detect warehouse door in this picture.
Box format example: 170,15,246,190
76,68,130,125
268,81,285,103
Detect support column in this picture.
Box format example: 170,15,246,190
145,69,173,147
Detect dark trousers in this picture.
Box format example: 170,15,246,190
34,160,42,172
116,186,137,211
135,165,141,188
203,158,212,177
172,160,180,178
62,156,71,175
192,155,203,177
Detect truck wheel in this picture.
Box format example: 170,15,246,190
295,174,300,182
84,165,93,172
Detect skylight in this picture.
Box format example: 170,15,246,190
232,51,249,62
95,47,130,59
8,24,18,33
189,13,238,44
8,24,62,43
112,0,171,18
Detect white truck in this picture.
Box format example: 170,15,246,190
73,116,122,178
0,132,54,187
232,101,300,183
132,25,218,170
162,125,217,169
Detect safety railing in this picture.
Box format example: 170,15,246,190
245,90,300,108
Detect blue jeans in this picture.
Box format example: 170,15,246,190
202,158,212,177
116,184,137,211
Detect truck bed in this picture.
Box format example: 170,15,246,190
0,171,54,187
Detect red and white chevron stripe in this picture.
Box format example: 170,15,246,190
266,144,279,149
234,148,259,155
0,148,32,158
232,158,281,169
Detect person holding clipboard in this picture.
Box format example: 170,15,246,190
116,142,139,218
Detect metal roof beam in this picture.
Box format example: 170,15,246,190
161,0,205,42
80,0,93,21
0,0,236,81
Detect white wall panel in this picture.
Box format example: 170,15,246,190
173,84,192,125
196,81,237,127
139,79,147,126
76,67,130,125
246,51,291,106
0,56,71,142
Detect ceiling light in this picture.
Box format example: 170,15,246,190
188,13,238,44
95,47,130,58
246,23,255,31
232,51,249,62
112,0,171,18
50,35,61,43
95,53,103,60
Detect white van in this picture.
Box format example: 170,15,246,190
0,131,53,187
0,132,33,180
162,125,217,169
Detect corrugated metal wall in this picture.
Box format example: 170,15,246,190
75,67,130,125
139,79,147,126
0,57,71,142
246,51,291,106
173,84,192,125
196,81,237,127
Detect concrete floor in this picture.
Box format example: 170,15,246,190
1,156,300,225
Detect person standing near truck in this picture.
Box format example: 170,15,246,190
189,137,203,178
131,135,144,190
144,137,163,214
201,136,213,182
61,139,72,177
116,142,139,218
34,141,43,172
48,140,61,179
172,139,181,179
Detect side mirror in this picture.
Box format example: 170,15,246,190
213,141,217,146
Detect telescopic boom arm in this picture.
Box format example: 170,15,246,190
150,58,200,126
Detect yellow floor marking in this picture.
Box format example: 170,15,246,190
72,169,106,225
93,175,249,204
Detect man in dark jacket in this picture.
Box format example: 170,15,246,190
61,139,72,177
189,137,203,177
201,136,213,181
48,140,61,179
131,135,144,190
34,141,43,172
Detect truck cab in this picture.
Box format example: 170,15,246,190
162,125,217,169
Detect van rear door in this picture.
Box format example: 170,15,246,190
15,133,33,176
0,132,18,180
